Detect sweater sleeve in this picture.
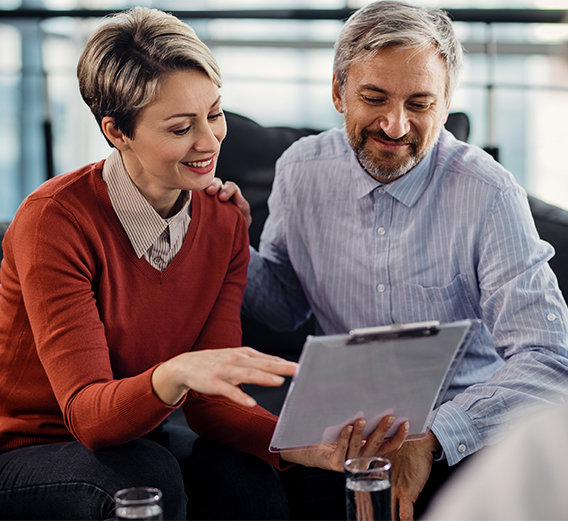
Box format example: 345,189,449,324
183,210,281,467
11,197,175,450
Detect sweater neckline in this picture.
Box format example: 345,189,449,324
93,162,201,281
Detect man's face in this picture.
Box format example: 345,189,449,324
332,45,450,183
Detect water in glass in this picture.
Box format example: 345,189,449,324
346,477,391,521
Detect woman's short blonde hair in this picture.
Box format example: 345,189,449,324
77,7,221,145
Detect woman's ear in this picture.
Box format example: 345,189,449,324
101,117,129,150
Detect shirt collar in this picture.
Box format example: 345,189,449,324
348,130,439,207
102,149,192,258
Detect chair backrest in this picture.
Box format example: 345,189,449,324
0,222,9,262
217,111,471,249
528,196,568,301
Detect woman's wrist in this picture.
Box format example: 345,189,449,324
151,359,189,406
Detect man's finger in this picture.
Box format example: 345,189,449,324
398,496,414,521
332,424,354,470
361,415,393,456
391,491,399,521
377,421,409,454
204,177,223,194
346,418,365,460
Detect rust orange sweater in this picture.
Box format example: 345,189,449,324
0,160,279,466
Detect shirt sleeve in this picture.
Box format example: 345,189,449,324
432,188,568,465
242,159,312,331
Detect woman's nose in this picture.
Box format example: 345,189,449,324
193,122,222,151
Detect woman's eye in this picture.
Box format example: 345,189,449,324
208,111,223,121
173,126,191,136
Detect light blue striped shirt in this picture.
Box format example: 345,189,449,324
244,127,568,465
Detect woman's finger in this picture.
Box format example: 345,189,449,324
211,380,258,408
220,364,288,388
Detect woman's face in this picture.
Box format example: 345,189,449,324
116,69,226,216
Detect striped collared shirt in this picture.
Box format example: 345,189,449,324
102,149,191,271
244,127,568,465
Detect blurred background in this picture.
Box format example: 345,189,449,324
1,0,567,221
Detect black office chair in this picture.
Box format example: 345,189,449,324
0,222,9,262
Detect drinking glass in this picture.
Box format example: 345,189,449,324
114,487,164,521
345,456,391,521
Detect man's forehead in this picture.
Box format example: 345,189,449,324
346,46,448,97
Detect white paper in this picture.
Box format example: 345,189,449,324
269,319,476,452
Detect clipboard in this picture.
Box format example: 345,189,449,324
269,319,478,452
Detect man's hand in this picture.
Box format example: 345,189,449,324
388,431,441,521
281,416,409,472
205,178,251,227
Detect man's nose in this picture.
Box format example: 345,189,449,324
379,107,410,140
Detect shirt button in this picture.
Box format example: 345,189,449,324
376,284,385,293
377,226,386,236
458,442,466,453
378,188,386,194
547,313,556,322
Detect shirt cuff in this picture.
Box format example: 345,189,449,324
430,401,484,466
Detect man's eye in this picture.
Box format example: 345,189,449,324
409,103,431,111
363,96,386,104
173,126,191,136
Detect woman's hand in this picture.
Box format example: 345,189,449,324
205,178,251,228
281,416,409,472
151,346,297,407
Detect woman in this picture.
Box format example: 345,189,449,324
0,8,406,520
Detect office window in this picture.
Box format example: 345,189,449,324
0,2,567,221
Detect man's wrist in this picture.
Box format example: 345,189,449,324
428,431,443,459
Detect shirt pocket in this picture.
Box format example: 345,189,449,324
393,274,478,324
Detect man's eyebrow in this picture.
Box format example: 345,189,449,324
164,96,222,120
359,85,387,94
359,85,436,98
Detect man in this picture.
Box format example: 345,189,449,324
237,1,568,519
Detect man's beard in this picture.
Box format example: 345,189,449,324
348,128,423,182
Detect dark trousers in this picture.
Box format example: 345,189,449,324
0,415,460,521
0,437,186,520
0,418,347,520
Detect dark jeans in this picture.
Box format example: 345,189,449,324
0,437,186,520
0,417,347,520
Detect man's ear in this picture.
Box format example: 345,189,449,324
331,74,345,114
441,100,451,125
101,117,129,151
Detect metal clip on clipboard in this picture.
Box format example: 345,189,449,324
347,320,441,345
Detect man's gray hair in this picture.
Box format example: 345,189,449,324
333,1,463,102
